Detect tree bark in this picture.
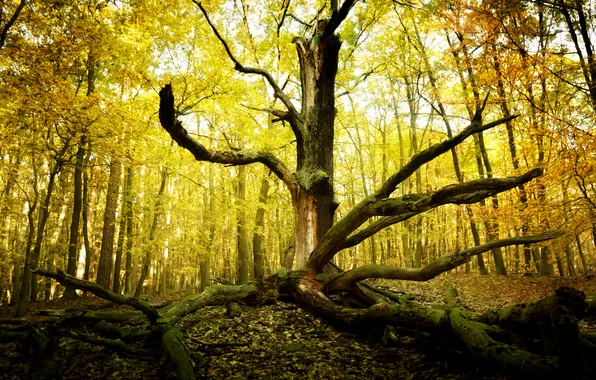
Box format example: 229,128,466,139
253,175,270,279
235,166,249,284
63,140,85,300
112,170,128,294
134,169,167,297
123,165,134,295
96,159,122,289
15,180,38,316
199,163,215,291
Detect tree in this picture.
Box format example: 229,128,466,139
4,1,592,379
159,1,542,275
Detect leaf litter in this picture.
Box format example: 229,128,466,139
1,273,595,379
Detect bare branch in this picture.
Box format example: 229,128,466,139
326,230,563,292
159,85,296,191
324,0,358,37
377,112,518,198
288,12,313,28
241,104,290,122
371,168,542,216
32,268,160,324
341,169,542,250
0,0,26,49
193,1,300,120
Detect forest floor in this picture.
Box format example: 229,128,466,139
1,273,595,379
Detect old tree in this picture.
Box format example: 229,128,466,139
5,0,596,379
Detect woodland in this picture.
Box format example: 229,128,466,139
1,0,596,379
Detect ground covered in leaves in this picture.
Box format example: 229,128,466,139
1,274,595,379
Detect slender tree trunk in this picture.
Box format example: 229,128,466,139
96,159,122,289
63,139,85,300
15,191,38,316
455,35,506,275
492,48,532,274
134,169,167,297
112,170,128,294
565,243,577,278
0,154,18,304
123,165,134,295
425,28,488,273
30,157,64,302
199,164,215,291
575,235,588,275
236,166,249,285
434,29,488,274
82,149,92,296
253,175,270,279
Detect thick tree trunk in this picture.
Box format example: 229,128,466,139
96,159,122,289
291,22,341,268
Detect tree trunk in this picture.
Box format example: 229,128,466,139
30,158,64,302
575,235,588,275
112,170,128,294
433,29,490,274
123,165,134,295
96,159,122,289
82,149,93,296
253,175,270,279
63,141,85,300
199,164,215,291
0,154,19,304
291,22,341,268
134,169,167,298
235,166,249,285
15,191,38,316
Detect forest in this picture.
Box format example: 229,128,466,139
1,0,596,379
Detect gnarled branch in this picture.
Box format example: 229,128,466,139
326,230,563,292
340,168,542,250
32,268,160,324
304,114,522,272
377,112,518,198
158,85,296,191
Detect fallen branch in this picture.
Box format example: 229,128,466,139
32,269,195,380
